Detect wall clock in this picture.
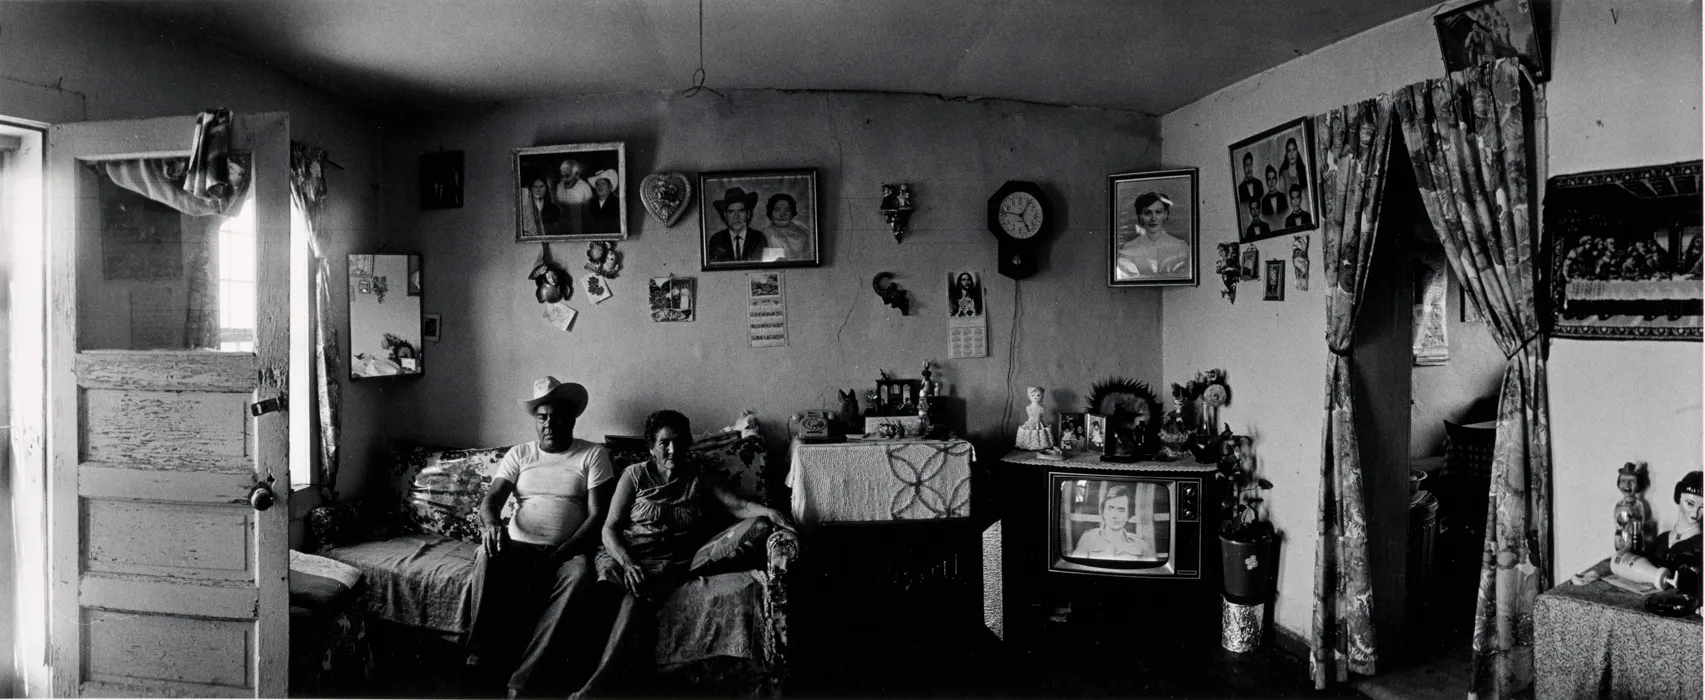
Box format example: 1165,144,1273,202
987,180,1052,280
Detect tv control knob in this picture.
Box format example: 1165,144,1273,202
1181,505,1196,521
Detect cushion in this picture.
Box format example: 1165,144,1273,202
690,517,775,577
390,442,513,541
289,550,364,617
607,419,770,504
320,533,477,635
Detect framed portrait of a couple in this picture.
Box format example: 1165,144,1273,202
700,169,821,271
514,142,627,242
1229,117,1320,243
1108,168,1199,287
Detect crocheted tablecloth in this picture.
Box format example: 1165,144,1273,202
786,438,974,526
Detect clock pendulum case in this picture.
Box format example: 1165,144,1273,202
986,181,1053,280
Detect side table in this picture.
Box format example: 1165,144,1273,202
1535,560,1702,699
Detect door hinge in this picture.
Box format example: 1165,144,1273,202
250,395,288,417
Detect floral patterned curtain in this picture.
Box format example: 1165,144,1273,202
1310,96,1394,689
99,110,248,350
291,142,344,500
1395,58,1547,700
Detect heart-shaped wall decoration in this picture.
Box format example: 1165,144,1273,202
639,172,692,227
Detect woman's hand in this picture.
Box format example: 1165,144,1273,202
622,563,647,592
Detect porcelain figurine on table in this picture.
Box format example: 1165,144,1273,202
1015,386,1054,451
1614,462,1654,555
1651,472,1703,593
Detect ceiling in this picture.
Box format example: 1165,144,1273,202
116,0,1438,116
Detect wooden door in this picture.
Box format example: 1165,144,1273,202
46,113,290,697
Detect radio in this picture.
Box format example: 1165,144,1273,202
789,410,847,443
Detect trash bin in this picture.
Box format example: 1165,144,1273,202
1408,489,1440,642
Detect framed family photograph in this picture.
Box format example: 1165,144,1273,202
699,169,820,271
1434,0,1546,80
1229,117,1319,243
1108,168,1199,287
514,142,627,242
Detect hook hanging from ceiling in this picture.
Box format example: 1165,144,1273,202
680,0,724,99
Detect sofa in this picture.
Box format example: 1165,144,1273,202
306,422,796,696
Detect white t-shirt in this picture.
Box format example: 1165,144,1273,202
494,439,614,546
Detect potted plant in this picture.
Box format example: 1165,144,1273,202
1214,427,1277,603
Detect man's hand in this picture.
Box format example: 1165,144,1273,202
480,520,506,558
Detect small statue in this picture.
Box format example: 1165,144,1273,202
872,272,910,315
1015,386,1054,451
839,390,862,432
1614,462,1653,555
879,182,916,243
864,389,880,417
1611,471,1704,616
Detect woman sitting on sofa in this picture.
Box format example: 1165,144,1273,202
570,409,794,697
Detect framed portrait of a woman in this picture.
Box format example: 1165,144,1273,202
1108,168,1199,287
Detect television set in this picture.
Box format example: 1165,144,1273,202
1049,472,1203,578
995,458,1220,646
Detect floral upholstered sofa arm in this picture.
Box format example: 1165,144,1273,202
762,528,799,670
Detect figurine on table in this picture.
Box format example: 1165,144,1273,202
1614,462,1654,555
1613,470,1704,616
1015,386,1054,451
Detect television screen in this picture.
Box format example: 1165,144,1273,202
1054,477,1173,572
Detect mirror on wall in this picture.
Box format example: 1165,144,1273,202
348,254,423,379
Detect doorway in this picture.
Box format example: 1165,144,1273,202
2,116,48,698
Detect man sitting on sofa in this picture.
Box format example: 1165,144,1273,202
465,376,616,698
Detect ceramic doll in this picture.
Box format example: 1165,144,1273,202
1015,386,1054,451
1613,462,1653,556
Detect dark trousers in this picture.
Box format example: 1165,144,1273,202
466,542,596,693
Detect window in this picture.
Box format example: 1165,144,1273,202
216,196,256,352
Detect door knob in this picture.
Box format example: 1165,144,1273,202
249,483,276,511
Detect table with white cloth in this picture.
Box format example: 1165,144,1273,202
785,437,975,527
784,437,981,666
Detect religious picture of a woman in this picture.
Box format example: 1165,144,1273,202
949,271,983,317
1072,485,1149,560
1115,192,1191,281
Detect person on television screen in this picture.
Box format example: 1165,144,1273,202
1072,485,1149,560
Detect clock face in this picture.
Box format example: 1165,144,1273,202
998,191,1044,239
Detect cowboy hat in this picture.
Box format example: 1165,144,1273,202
711,187,759,216
589,169,619,193
519,376,588,417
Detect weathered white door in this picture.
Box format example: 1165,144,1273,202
46,113,290,697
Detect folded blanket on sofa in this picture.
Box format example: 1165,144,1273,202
323,533,475,635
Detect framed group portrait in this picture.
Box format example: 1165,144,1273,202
1228,117,1319,243
1434,0,1546,81
514,142,627,242
1108,168,1199,287
699,169,820,271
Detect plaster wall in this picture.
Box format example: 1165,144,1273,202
1410,247,1507,459
1161,0,1702,643
0,3,384,539
376,90,1162,491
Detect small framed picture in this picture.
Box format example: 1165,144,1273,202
1058,413,1087,452
1264,260,1287,301
1434,0,1546,81
700,169,820,271
1085,414,1108,451
1108,168,1199,287
422,313,441,342
1229,117,1319,243
649,276,694,322
514,142,627,242
1240,245,1260,281
420,151,463,210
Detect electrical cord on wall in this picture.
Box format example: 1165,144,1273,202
999,279,1022,434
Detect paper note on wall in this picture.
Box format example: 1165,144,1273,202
946,270,989,359
747,271,788,347
543,301,578,331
